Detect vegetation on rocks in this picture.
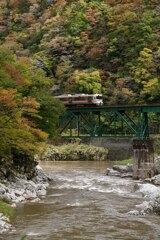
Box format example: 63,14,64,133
0,201,14,218
41,143,108,161
114,159,133,165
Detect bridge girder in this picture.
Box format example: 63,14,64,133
57,105,160,139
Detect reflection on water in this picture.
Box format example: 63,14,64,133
2,161,160,240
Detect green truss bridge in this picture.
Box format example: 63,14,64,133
58,104,160,139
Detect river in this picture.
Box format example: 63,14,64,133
3,161,160,240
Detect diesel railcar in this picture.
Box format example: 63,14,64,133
55,94,103,106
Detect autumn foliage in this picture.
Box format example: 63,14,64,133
0,47,64,173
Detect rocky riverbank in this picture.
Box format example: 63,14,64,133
0,143,108,234
106,156,160,216
0,165,52,234
128,182,160,216
40,143,108,161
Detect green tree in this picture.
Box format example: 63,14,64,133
17,60,65,138
65,68,102,94
131,48,160,102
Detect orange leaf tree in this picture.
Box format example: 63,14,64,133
0,87,48,174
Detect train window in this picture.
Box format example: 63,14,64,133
88,96,92,102
82,97,88,101
76,97,82,101
97,95,102,99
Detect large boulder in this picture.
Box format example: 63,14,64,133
150,174,160,185
113,164,133,173
106,164,133,178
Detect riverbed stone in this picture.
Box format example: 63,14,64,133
127,210,145,216
0,217,13,234
13,196,26,203
11,203,16,208
106,168,121,177
37,188,47,197
121,173,133,178
106,164,133,178
14,189,25,196
150,174,160,185
0,185,5,195
24,189,37,200
0,219,6,228
8,191,16,201
113,164,133,173
132,182,160,215
30,198,40,203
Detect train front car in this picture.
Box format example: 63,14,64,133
91,94,103,106
55,94,103,106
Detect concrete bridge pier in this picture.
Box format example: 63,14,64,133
132,139,155,180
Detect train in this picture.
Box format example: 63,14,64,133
55,94,103,106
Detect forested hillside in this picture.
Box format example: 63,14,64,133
0,0,160,170
0,0,160,104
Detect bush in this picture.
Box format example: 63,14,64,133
0,200,14,218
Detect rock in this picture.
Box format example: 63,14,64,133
132,182,160,215
121,173,133,178
0,217,13,234
0,185,5,195
106,168,121,177
106,164,133,178
33,167,52,183
11,203,16,208
133,183,141,192
37,189,47,197
136,200,150,210
0,165,50,233
0,219,6,227
13,196,25,203
1,215,9,222
150,174,160,185
30,198,40,203
135,183,160,198
24,189,37,200
127,210,145,216
2,193,12,202
14,189,25,196
25,180,36,189
36,184,47,196
113,164,133,173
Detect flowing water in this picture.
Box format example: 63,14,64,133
3,161,160,240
